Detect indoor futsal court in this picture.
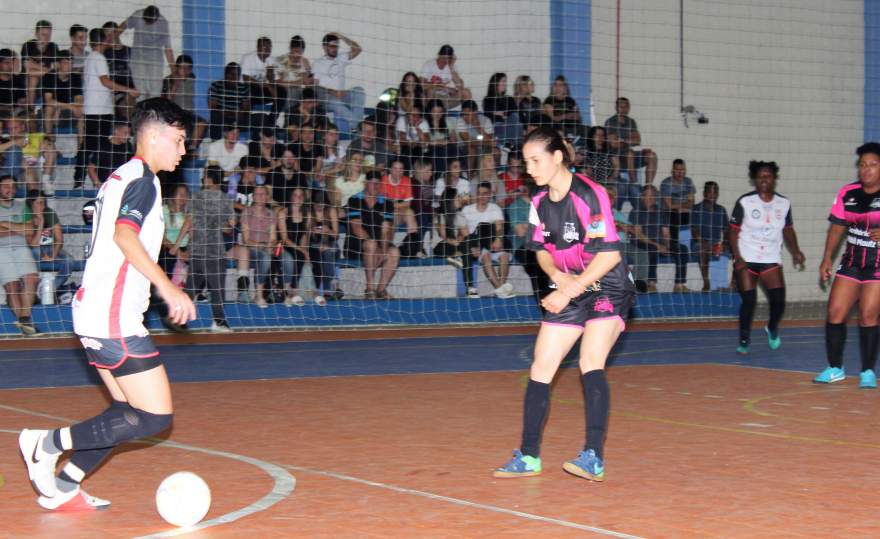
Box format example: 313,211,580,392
2,324,878,538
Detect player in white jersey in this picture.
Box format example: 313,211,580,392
728,161,805,355
18,98,196,511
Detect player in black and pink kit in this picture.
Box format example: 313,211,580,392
817,142,880,388
494,126,635,482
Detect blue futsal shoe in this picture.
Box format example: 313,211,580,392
493,449,542,478
814,366,845,384
765,327,781,350
736,340,750,355
859,370,877,389
562,449,605,482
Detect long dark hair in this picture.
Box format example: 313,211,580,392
398,71,424,103
586,125,607,153
425,98,447,133
523,125,573,166
486,72,507,98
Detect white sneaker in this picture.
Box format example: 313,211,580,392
494,286,514,299
210,320,232,333
19,429,60,498
446,256,464,269
501,282,514,293
467,287,480,298
284,294,305,307
314,295,327,306
38,487,111,511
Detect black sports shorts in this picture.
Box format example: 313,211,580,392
543,288,635,329
77,334,162,377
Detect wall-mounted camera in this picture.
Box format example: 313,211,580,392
681,105,708,127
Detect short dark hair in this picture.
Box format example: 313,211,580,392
176,54,193,66
88,28,105,47
748,160,779,180
438,44,454,57
143,5,160,23
289,35,305,50
322,33,339,47
0,49,15,60
130,97,192,137
203,165,223,186
477,181,492,193
56,49,71,60
857,142,880,160
413,159,432,170
672,158,685,167
461,100,478,112
301,87,316,101
222,122,239,133
239,155,268,170
35,20,52,31
0,174,15,184
69,24,87,37
366,171,382,182
703,181,719,192
257,36,272,48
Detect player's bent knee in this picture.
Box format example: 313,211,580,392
129,407,174,439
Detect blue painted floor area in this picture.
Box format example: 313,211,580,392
0,326,855,390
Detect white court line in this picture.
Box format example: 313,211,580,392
0,404,296,538
284,463,645,539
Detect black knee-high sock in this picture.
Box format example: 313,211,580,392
859,325,879,372
582,370,610,460
739,289,758,343
55,401,129,492
520,379,550,458
767,287,786,335
826,322,847,368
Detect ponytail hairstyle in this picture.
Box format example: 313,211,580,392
523,125,573,167
748,160,779,180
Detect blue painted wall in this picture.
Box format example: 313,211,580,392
550,0,591,122
182,0,225,122
866,1,880,141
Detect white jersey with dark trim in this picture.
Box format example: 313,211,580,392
73,158,164,338
729,191,793,264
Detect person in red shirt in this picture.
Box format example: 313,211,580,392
499,152,526,207
381,158,423,257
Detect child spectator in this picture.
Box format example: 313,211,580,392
691,181,729,291
0,115,57,193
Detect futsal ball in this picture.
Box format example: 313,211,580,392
155,472,211,527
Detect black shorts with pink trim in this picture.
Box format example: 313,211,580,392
834,263,880,284
745,262,781,275
77,334,162,377
543,289,635,329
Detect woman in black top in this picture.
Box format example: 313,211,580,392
277,187,310,306
307,189,340,305
542,75,581,132
583,126,618,185
513,75,542,125
483,72,522,147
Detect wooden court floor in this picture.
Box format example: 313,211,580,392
2,362,879,538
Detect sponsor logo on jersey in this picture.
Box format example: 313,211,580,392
586,215,605,239
845,198,858,206
871,199,880,209
563,222,580,242
751,209,761,219
80,337,103,351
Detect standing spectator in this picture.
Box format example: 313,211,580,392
25,190,73,294
41,50,83,136
159,184,191,286
75,27,137,188
513,75,542,125
307,189,339,305
207,62,251,139
583,125,619,188
0,175,39,334
20,20,60,109
345,174,400,299
459,181,513,298
120,5,173,100
187,166,234,331
0,49,28,116
87,120,133,186
205,124,248,176
240,37,283,116
483,72,521,148
162,54,206,150
102,21,137,119
277,186,309,306
311,32,364,135
276,35,314,109
238,184,276,307
631,184,690,292
455,100,494,171
659,158,696,245
346,117,389,172
542,75,581,132
68,24,89,73
395,103,430,168
604,96,658,187
691,181,729,291
397,71,425,115
0,115,57,193
381,158,422,257
420,44,472,110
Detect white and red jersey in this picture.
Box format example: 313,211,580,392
729,191,793,264
73,157,164,338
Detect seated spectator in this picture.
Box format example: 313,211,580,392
292,124,324,188
102,21,137,120
499,152,525,208
159,184,191,287
306,189,340,305
630,184,690,292
248,126,285,172
319,123,344,184
513,75,541,125
505,177,548,301
345,174,400,299
691,181,729,291
277,186,309,306
207,62,251,139
275,35,314,109
604,96,658,187
420,44,472,110
542,75,582,132
226,155,268,211
410,159,435,250
236,184,276,307
21,20,60,111
424,98,454,175
25,190,73,294
0,175,39,335
241,36,284,117
311,32,364,135
395,102,429,168
267,146,308,206
605,184,648,292
0,49,28,116
87,120,132,186
483,72,522,148
583,125,619,187
0,115,57,193
186,165,234,332
68,24,89,73
41,49,83,136
459,181,513,298
333,151,366,210
120,5,174,100
283,86,325,144
206,123,248,176
455,100,493,170
381,158,422,257
374,101,400,157
162,54,206,150
660,158,695,245
397,71,425,115
346,117,389,172
434,158,471,214
474,153,507,207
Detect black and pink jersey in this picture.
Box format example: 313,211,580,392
828,181,880,269
527,174,633,290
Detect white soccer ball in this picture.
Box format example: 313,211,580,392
155,471,211,527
